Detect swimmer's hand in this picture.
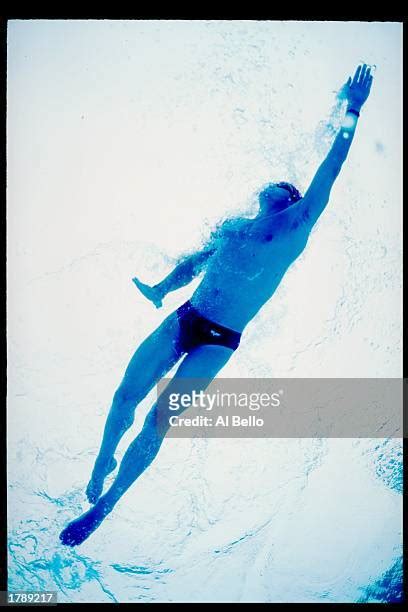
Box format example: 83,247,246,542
132,277,163,308
342,64,373,111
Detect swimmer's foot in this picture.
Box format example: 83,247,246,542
132,277,163,309
86,456,117,505
59,498,112,547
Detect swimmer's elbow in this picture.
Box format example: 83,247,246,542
191,246,217,274
306,157,341,201
300,154,345,227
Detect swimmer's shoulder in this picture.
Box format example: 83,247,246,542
210,217,247,242
222,216,252,234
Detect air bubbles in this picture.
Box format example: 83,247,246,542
342,114,356,130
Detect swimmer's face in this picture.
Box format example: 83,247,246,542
259,182,302,214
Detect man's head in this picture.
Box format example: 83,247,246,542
258,182,302,215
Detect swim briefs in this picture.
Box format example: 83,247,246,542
175,300,241,353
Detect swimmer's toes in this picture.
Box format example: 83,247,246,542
59,525,77,547
59,523,83,547
59,519,93,547
60,504,109,547
86,479,102,505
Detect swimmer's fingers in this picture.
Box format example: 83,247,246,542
133,277,163,308
132,276,143,288
352,63,370,87
352,64,362,85
352,64,373,89
132,276,149,294
358,63,368,84
363,68,373,90
347,64,374,108
363,66,371,82
358,66,374,101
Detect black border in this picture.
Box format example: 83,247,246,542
2,14,406,606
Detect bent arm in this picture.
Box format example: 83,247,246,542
153,246,216,299
133,248,215,307
299,65,373,227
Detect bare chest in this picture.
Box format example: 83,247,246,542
219,223,309,278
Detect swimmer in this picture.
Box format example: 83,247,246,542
60,64,373,546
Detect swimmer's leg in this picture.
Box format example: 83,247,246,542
61,345,234,546
86,311,182,504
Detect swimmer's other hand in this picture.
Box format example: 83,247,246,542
132,277,163,308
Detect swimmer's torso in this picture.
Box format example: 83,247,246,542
190,215,310,332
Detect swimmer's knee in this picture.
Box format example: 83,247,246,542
113,386,139,408
112,389,137,431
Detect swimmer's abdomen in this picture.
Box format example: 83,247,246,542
191,263,288,331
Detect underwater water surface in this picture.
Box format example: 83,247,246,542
7,20,402,603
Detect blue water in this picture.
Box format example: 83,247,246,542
8,435,402,602
7,20,403,603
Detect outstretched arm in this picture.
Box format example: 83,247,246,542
133,245,216,308
299,64,373,227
